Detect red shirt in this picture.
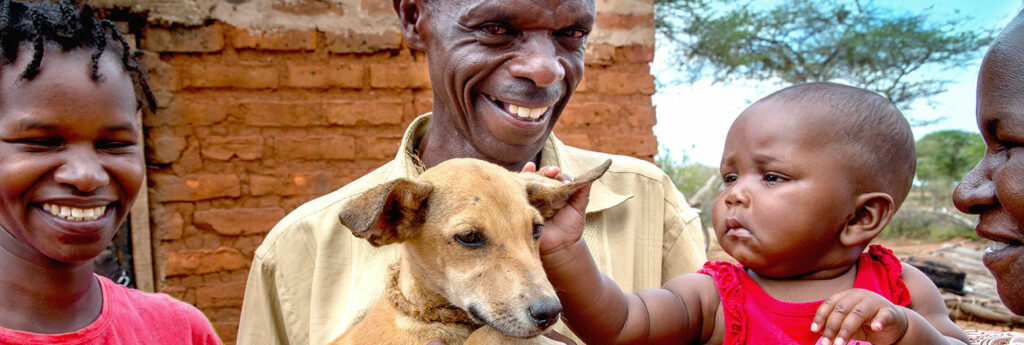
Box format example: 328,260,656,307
700,245,911,345
0,274,221,345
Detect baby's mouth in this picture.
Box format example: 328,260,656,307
485,94,549,122
41,203,108,222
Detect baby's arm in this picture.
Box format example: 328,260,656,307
812,263,968,345
542,239,717,345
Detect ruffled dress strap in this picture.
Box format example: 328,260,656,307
699,261,746,345
865,244,911,307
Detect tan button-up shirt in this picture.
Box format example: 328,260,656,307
236,114,707,345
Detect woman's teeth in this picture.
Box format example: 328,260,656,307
41,203,106,222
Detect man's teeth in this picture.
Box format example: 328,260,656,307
508,104,547,120
41,203,107,222
988,241,1012,253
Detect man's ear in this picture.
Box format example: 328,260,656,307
521,159,611,218
339,178,433,247
394,0,428,51
839,192,895,247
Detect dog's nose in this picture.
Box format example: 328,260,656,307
528,299,562,329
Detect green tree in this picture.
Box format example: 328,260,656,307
916,130,985,188
654,0,993,112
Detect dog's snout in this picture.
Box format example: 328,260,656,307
528,299,562,329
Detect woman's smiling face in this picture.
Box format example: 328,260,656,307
0,46,143,264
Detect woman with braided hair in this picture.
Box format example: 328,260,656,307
0,0,220,343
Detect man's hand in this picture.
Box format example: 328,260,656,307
812,288,909,345
521,162,592,255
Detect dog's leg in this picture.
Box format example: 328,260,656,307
464,326,563,345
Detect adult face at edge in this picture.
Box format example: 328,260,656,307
394,0,595,171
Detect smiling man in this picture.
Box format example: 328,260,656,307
236,0,707,344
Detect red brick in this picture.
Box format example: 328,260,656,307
596,13,655,30
369,63,431,89
232,28,317,51
138,52,178,92
143,25,225,53
286,64,365,89
196,281,247,308
361,0,392,15
180,65,278,89
586,44,616,66
201,135,264,161
150,174,241,202
357,137,401,160
153,209,185,241
250,172,335,196
326,30,403,54
157,100,229,126
275,136,356,160
596,72,655,95
212,322,238,345
232,101,321,127
164,247,247,276
272,0,344,16
561,102,624,126
147,134,187,165
325,102,405,126
193,208,286,236
622,44,655,63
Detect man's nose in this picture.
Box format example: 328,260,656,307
54,148,110,193
508,35,565,87
952,159,997,214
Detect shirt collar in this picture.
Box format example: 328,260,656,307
393,113,631,214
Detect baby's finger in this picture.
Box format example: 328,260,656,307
521,162,538,173
538,166,563,179
869,308,898,332
830,300,875,345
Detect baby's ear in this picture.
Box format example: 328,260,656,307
839,192,895,247
339,178,433,247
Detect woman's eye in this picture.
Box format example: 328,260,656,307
454,231,486,248
12,138,61,151
97,141,136,150
532,223,543,240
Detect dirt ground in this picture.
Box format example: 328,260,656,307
705,234,1023,332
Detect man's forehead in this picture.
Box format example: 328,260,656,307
438,0,595,24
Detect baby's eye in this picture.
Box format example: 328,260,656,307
721,174,737,183
763,172,786,183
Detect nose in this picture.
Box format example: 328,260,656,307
54,147,110,193
528,298,562,329
508,34,565,87
723,180,750,207
952,160,997,214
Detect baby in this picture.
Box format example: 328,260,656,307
540,82,968,345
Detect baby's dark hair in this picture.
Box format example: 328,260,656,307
0,0,155,112
760,82,917,207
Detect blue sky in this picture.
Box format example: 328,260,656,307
652,1,1023,166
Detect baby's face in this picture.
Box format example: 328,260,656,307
0,47,142,264
952,13,1024,314
712,101,859,278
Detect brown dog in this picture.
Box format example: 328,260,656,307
330,158,611,345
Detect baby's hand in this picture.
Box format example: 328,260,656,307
811,288,908,345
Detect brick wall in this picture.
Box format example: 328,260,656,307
110,0,658,343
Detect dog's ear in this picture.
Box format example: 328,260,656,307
522,159,611,218
339,178,433,247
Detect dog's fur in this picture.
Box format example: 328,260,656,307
331,158,611,345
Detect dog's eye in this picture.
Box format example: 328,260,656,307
454,231,486,248
532,224,543,240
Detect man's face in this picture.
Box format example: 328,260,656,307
418,0,594,165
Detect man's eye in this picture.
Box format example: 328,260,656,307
481,23,511,36
558,28,588,39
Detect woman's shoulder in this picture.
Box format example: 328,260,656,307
97,275,218,334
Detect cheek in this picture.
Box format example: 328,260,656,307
107,155,145,202
993,155,1024,222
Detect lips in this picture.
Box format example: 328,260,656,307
723,217,753,238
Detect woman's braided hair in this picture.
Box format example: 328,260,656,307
0,0,156,112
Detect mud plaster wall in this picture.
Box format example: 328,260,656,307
87,0,661,343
